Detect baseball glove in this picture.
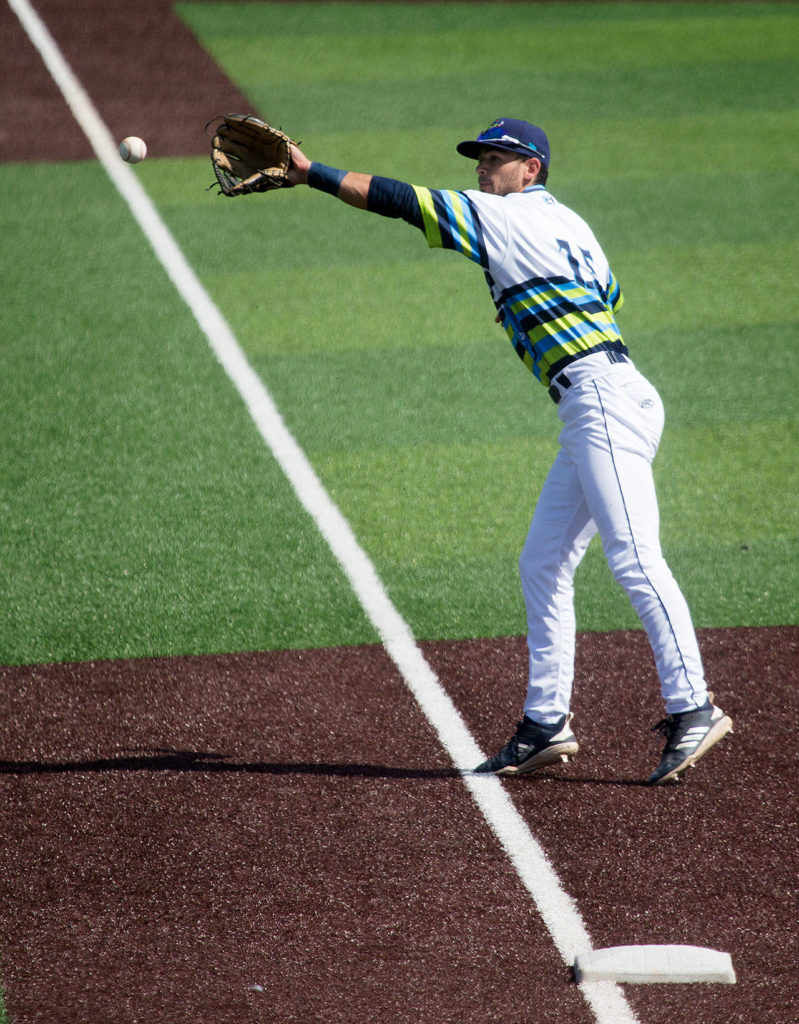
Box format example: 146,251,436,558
209,114,296,196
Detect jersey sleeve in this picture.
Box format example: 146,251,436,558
411,187,491,269
365,179,500,271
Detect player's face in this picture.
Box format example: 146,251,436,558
476,148,535,195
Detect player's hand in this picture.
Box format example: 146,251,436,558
287,143,311,186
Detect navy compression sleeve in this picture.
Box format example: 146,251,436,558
367,176,423,229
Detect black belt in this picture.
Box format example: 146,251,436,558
548,351,628,404
547,373,572,404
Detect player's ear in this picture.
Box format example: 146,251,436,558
525,156,543,184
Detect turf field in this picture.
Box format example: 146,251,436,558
1,3,798,1023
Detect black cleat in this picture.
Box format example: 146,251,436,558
475,713,578,776
647,694,733,786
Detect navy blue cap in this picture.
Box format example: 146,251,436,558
457,118,550,168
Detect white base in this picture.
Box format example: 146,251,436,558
574,944,736,984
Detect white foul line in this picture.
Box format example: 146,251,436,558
9,1,640,1020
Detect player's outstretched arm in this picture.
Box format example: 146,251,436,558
288,142,423,231
288,143,372,209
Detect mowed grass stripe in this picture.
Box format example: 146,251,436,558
145,146,798,276
179,2,799,133
180,3,798,78
197,236,799,356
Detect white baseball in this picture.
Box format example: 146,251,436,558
119,136,147,163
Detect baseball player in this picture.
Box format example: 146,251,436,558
282,117,732,785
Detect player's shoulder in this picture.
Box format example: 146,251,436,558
523,187,594,233
458,186,564,241
458,188,512,227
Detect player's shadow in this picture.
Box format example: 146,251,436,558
0,749,646,784
0,749,462,779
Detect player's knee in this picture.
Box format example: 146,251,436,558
519,544,556,581
607,550,670,596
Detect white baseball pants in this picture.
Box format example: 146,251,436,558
519,355,708,723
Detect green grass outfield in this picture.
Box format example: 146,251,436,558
2,1,797,668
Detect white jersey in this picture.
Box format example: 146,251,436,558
411,184,626,387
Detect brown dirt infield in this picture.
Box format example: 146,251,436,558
2,3,797,1022
1,627,798,1024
